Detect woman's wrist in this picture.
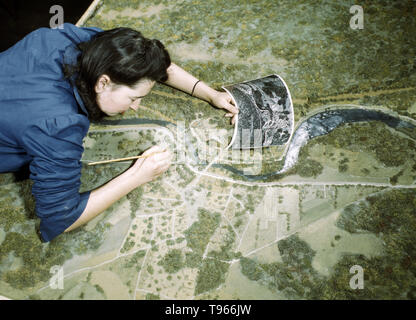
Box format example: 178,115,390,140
164,63,219,104
124,166,147,188
191,80,217,104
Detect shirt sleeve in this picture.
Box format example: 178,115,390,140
21,113,91,242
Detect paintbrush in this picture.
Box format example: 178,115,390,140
86,149,166,166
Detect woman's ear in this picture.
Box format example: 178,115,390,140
95,74,111,93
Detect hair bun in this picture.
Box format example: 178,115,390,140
144,38,153,50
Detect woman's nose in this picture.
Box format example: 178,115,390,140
130,99,142,111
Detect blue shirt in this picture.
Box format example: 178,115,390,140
0,23,103,242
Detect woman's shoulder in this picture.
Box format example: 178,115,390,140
11,23,102,48
0,23,102,76
32,23,103,46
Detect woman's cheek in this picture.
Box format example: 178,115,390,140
112,93,130,109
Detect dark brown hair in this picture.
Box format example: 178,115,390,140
64,27,171,121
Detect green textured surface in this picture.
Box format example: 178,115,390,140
0,0,415,300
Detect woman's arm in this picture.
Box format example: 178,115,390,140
65,145,171,232
164,63,218,103
163,63,239,124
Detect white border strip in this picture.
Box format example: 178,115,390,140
223,86,239,150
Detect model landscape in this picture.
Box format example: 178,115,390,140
0,0,415,300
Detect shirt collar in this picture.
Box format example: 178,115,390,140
63,44,89,117
72,81,89,116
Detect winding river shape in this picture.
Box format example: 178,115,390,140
97,107,416,182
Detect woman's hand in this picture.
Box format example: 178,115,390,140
66,145,172,232
162,63,238,124
209,90,239,125
129,145,172,185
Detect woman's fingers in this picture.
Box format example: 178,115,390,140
134,145,170,169
224,112,238,125
152,149,172,162
143,145,172,163
223,100,238,115
159,161,171,173
212,91,239,114
152,157,172,177
152,151,173,174
221,94,238,123
141,145,165,157
231,113,237,125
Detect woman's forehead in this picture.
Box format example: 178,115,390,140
114,79,154,95
134,78,155,87
132,79,155,92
